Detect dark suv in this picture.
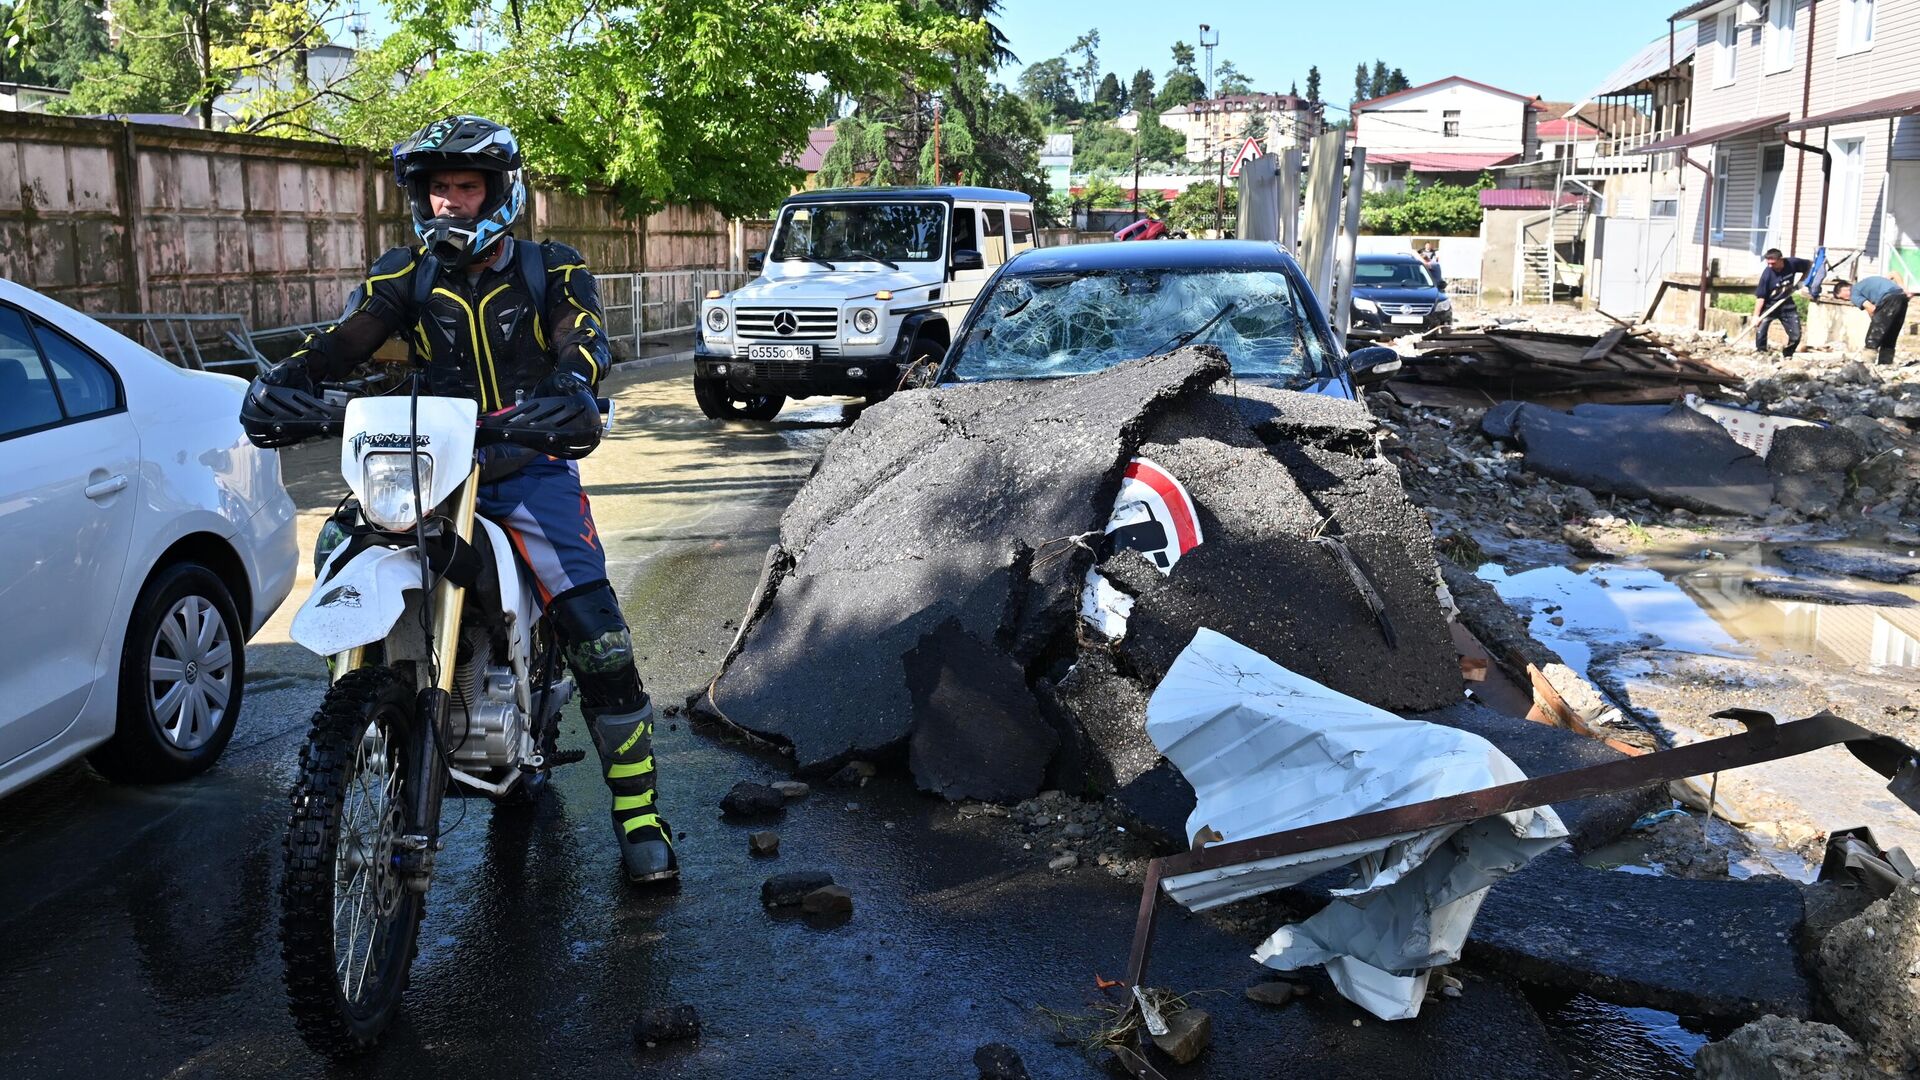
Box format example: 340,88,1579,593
1347,253,1451,340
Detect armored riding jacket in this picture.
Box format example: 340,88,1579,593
291,238,613,407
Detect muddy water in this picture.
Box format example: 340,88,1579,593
1479,538,1920,871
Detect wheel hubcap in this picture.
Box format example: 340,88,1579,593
335,725,405,1005
149,595,233,751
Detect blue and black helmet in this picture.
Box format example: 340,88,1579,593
391,115,526,266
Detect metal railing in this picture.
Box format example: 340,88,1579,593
598,269,755,354
93,312,266,377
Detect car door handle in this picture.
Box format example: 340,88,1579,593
85,474,129,499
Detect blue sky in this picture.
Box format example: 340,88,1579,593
993,0,1692,107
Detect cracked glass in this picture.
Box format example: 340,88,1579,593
770,202,947,264
949,268,1336,385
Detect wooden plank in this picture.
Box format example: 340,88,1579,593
1581,327,1629,362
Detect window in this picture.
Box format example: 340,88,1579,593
1711,150,1731,240
0,308,62,438
1651,198,1680,218
981,208,1008,265
1763,0,1796,75
33,322,120,419
1009,209,1033,247
951,207,978,253
1443,109,1460,138
1837,0,1875,55
1713,11,1740,88
1831,137,1865,247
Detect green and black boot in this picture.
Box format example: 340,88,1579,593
587,697,678,884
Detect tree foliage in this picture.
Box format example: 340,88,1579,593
331,0,981,217
54,0,247,125
1168,179,1235,233
1128,67,1154,115
1359,174,1490,236
1,0,109,87
1066,27,1099,103
1071,115,1183,174
1156,71,1204,111
1304,65,1321,104
1017,54,1075,118
1077,174,1126,210
1214,59,1251,96
1092,70,1123,119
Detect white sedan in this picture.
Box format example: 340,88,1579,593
0,279,298,797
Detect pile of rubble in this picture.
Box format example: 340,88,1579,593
1391,323,1744,408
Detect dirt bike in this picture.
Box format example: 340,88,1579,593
242,376,606,1055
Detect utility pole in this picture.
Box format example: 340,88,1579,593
1133,135,1142,218
1215,145,1225,236
931,97,942,185
1198,24,1219,103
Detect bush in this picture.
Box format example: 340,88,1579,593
1168,181,1236,234
1715,293,1810,320
1360,174,1490,237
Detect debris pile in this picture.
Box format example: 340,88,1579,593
703,351,1458,806
1390,324,1743,408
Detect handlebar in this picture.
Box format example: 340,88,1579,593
241,380,608,459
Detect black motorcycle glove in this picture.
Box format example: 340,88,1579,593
534,368,592,401
258,358,318,395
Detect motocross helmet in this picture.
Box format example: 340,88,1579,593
392,115,526,268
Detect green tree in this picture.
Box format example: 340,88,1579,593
937,66,1047,197
1168,179,1236,234
1352,62,1368,104
56,0,245,126
1135,109,1185,164
1156,71,1204,111
1239,110,1267,143
1214,59,1251,96
1078,174,1126,210
1386,67,1410,93
1092,70,1123,118
1128,67,1154,115
1017,55,1076,119
334,0,980,217
816,115,898,187
3,0,109,87
1066,28,1099,103
1170,40,1196,74
1369,60,1388,99
1305,65,1321,105
1359,174,1491,235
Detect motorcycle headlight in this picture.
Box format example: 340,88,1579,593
705,306,730,333
362,452,432,532
852,307,879,335
1352,297,1380,314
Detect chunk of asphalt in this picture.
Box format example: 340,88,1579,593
719,781,786,819
1465,847,1811,1021
1151,1007,1213,1065
633,1004,701,1046
1408,702,1664,853
1036,647,1156,795
904,619,1058,803
800,884,854,916
1777,545,1920,584
1768,425,1866,517
1746,577,1916,607
1498,401,1774,517
711,350,1230,772
748,831,780,857
771,780,811,799
972,1042,1033,1080
1220,382,1379,453
1105,758,1197,852
761,871,835,909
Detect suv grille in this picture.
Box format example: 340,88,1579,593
752,360,810,381
736,306,838,339
1379,302,1433,316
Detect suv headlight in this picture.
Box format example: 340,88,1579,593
705,306,730,333
1434,297,1453,314
362,452,431,532
852,307,879,335
1352,297,1379,314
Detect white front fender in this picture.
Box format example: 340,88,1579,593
290,545,426,656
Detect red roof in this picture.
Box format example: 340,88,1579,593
1537,117,1602,139
796,127,837,173
1366,151,1517,171
1352,76,1534,111
1478,188,1589,209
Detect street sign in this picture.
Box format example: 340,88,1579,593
1080,457,1205,638
1228,137,1265,178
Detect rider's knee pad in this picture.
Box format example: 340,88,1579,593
548,582,643,709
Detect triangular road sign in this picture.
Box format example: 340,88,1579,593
1228,136,1264,178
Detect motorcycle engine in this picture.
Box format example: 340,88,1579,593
450,647,527,768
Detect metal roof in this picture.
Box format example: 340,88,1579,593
1782,88,1920,131
1366,151,1519,171
785,186,1032,204
1633,113,1788,153
1352,76,1535,111
1478,188,1590,210
1572,32,1698,111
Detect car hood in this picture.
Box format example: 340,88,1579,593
733,266,936,303
1353,285,1444,304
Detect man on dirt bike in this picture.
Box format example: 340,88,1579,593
250,115,676,884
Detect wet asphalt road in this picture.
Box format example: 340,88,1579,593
0,363,1629,1078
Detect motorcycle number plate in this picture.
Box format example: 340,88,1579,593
1390,314,1426,325
747,344,816,361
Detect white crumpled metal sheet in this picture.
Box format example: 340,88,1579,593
1146,628,1567,1020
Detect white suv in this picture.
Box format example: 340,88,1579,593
695,186,1036,420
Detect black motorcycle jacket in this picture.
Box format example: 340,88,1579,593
284,237,613,410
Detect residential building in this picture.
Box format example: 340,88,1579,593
1351,76,1540,191
1040,133,1074,193
1117,93,1325,164
210,43,357,129
1649,0,1920,310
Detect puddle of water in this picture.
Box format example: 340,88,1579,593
1534,992,1714,1080
1475,562,1746,674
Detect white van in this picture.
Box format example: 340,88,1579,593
694,186,1036,420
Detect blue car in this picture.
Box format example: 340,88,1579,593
935,240,1399,399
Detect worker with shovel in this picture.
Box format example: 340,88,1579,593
1754,247,1812,358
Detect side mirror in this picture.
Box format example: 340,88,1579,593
1347,345,1402,386
950,249,985,273
746,252,765,273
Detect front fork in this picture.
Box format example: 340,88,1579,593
336,464,483,893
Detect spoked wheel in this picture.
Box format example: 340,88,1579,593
693,376,785,421
280,666,428,1056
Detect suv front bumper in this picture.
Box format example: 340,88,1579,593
696,340,903,397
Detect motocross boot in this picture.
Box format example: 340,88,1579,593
587,697,678,883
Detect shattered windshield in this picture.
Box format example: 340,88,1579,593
1355,261,1438,289
950,268,1335,384
769,202,947,264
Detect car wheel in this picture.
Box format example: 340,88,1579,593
693,376,785,422
90,562,246,783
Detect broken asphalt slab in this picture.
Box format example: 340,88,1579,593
904,619,1058,802
1776,544,1920,584
1481,401,1774,517
1746,577,1918,607
708,350,1229,772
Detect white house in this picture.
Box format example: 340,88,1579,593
1352,76,1539,190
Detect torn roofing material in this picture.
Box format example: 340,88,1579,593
1483,401,1774,517
1145,629,1567,1021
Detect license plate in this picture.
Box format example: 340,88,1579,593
1390,314,1426,325
747,344,816,361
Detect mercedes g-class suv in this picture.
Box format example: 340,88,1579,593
694,186,1036,420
